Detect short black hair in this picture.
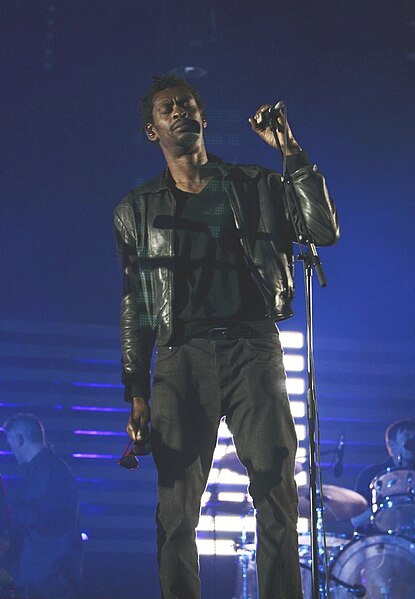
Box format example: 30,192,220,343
3,413,45,444
140,75,205,127
386,419,415,445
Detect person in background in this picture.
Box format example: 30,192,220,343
353,418,415,531
0,473,13,598
3,414,82,599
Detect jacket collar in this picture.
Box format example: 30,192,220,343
135,154,261,195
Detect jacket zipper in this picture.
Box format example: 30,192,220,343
167,190,176,341
226,178,276,314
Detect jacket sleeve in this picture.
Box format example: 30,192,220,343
113,206,156,402
14,459,77,537
284,151,340,246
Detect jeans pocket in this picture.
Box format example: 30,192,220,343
245,335,282,362
155,345,181,362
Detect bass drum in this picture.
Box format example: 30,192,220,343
329,534,415,598
299,533,349,599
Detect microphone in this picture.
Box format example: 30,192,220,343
404,437,415,451
334,434,345,478
254,101,285,131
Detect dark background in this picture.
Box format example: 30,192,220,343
1,1,414,597
2,0,414,342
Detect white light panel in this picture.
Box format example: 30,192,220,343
218,492,247,503
295,424,306,441
286,378,306,395
295,470,308,487
196,539,239,556
283,354,305,372
280,331,304,349
290,401,306,418
207,468,249,486
197,515,256,533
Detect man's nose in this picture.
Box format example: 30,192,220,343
173,107,188,119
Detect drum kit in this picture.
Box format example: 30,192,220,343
298,467,415,599
204,457,415,599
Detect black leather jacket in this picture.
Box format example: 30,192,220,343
114,152,339,400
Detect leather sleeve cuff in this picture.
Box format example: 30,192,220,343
122,376,150,403
286,150,310,174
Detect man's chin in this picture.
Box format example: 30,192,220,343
176,131,201,148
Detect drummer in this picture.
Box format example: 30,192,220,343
352,418,415,531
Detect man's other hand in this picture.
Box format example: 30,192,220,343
126,396,150,442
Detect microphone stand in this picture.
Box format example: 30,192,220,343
268,105,330,599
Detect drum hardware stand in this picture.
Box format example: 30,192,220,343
233,495,257,599
268,105,331,599
299,561,366,597
206,481,220,599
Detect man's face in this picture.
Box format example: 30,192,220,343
6,431,26,465
146,85,206,152
389,428,415,467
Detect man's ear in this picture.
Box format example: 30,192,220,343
145,123,158,142
387,439,396,456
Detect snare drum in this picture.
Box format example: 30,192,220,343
329,534,415,598
370,468,415,537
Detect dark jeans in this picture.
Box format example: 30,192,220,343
151,333,303,599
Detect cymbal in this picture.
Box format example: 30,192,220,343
298,484,368,521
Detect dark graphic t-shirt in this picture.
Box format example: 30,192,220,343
172,176,269,339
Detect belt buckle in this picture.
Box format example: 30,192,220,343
208,327,229,340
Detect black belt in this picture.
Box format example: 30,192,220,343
193,325,255,340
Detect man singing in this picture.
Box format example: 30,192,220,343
113,75,339,599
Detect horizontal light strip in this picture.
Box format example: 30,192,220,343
280,331,304,349
70,406,129,413
296,424,306,441
290,401,306,418
297,518,309,533
196,539,240,556
218,492,247,503
201,491,211,507
202,491,251,507
218,420,232,439
73,430,125,436
213,444,236,461
196,521,309,555
72,382,123,389
295,470,308,487
208,468,249,486
283,355,305,372
75,359,117,365
287,378,306,395
296,447,307,460
72,453,117,459
197,515,256,533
